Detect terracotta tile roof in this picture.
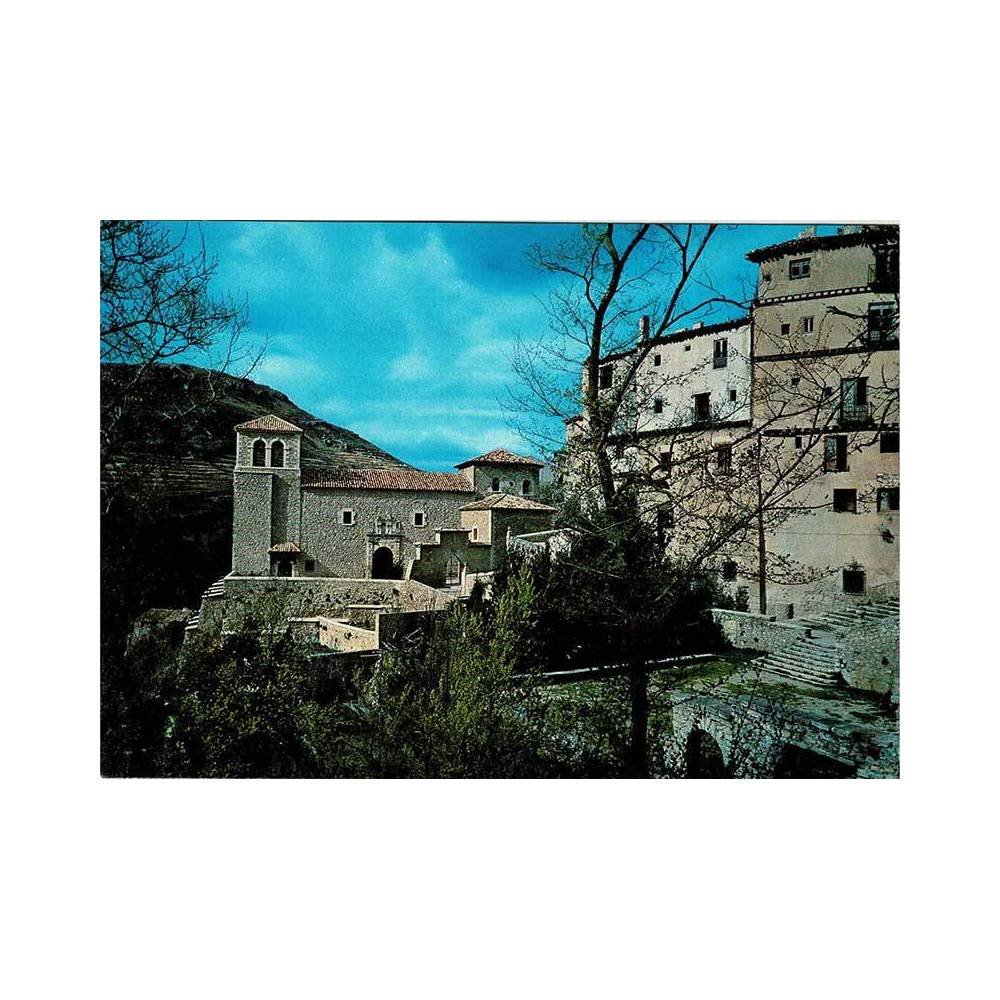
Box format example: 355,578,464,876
460,493,556,512
235,414,304,433
455,448,544,469
268,542,302,553
302,468,475,493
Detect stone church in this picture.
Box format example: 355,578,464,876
231,414,556,591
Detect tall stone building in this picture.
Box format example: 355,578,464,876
565,224,899,615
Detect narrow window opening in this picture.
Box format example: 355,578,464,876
824,435,849,472
491,477,500,492
252,439,266,466
653,397,663,414
270,439,285,468
721,560,738,581
880,431,899,453
598,364,613,390
341,509,355,526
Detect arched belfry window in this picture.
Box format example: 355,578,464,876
252,439,266,466
271,440,285,468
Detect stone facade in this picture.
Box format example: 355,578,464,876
566,225,900,617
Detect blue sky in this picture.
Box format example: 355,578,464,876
167,222,836,470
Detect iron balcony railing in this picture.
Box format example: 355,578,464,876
839,402,873,426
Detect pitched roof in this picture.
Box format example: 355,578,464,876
455,448,544,469
268,542,302,553
302,468,475,493
460,493,556,512
235,414,304,433
745,224,898,263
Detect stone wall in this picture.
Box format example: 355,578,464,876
300,487,471,578
376,608,450,649
289,616,378,652
220,575,454,629
410,528,492,588
840,616,899,695
232,473,273,575
712,608,811,653
465,463,540,498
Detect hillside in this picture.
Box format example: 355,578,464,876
101,363,408,627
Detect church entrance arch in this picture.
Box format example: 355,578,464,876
371,546,395,579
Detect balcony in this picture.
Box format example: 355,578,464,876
839,402,873,427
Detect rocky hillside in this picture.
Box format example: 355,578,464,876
101,363,407,626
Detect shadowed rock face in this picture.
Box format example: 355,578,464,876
101,362,408,628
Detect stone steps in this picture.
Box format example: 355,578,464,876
761,596,898,688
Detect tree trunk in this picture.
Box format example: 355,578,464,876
756,432,768,615
627,660,649,778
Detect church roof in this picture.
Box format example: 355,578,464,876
302,468,475,493
460,494,556,512
455,448,544,469
235,414,304,433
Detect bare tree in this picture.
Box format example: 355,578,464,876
100,220,260,457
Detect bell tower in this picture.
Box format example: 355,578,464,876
232,414,303,575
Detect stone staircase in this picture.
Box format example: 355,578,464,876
185,577,228,632
762,598,899,688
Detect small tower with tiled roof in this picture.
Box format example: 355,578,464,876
233,414,304,576
455,447,545,498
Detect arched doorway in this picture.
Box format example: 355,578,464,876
685,727,728,778
371,546,394,579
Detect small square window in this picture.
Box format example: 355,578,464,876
684,344,691,352
304,559,315,572
722,560,738,581
341,509,355,525
833,489,857,513
715,444,733,473
789,257,811,279
794,436,803,449
880,431,899,453
653,354,661,367
842,568,866,594
877,487,899,512
653,398,663,414
780,322,791,337
413,511,425,527
599,364,613,389
659,452,671,475
822,386,833,398
791,376,800,389
729,389,737,402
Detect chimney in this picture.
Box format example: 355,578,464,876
639,315,650,342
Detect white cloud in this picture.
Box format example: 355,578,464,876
389,351,432,382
